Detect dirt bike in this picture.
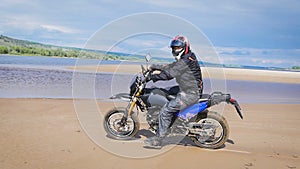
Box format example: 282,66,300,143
103,54,243,149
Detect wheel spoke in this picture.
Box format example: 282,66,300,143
194,118,224,146
104,111,137,139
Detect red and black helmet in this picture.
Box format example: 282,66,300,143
170,35,190,57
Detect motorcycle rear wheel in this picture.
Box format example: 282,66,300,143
190,111,229,149
103,108,140,140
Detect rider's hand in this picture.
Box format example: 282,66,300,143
152,70,161,75
144,74,152,82
148,64,163,71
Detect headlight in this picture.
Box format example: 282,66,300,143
129,74,141,96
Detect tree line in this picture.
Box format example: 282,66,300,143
0,45,128,60
1,45,86,58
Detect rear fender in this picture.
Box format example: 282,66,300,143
228,98,243,119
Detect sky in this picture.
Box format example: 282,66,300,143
0,0,300,68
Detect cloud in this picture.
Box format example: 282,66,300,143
94,34,171,57
1,15,39,32
251,58,284,65
40,24,80,34
1,0,299,66
219,50,251,56
136,0,196,9
1,14,80,34
216,47,300,67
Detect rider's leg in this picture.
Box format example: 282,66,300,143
148,93,168,107
144,92,186,148
166,85,180,95
158,94,183,137
144,92,200,148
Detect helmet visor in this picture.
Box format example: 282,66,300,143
170,39,184,47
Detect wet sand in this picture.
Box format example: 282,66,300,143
0,99,299,169
70,64,300,84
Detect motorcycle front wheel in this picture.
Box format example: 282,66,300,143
190,111,229,149
103,108,140,140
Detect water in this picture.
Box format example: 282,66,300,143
0,54,126,68
0,55,299,104
224,80,300,104
0,55,79,66
0,66,131,99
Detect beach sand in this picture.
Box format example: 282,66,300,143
1,64,300,169
70,64,300,84
0,99,299,169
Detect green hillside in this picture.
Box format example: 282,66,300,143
0,35,123,60
0,35,43,47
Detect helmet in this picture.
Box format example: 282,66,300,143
170,35,190,60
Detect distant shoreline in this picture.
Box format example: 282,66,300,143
1,54,300,73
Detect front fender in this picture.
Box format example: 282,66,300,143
110,93,131,102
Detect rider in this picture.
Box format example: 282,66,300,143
144,35,203,148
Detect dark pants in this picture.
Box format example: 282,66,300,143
147,86,180,107
158,91,200,137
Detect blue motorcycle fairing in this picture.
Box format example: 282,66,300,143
176,101,208,121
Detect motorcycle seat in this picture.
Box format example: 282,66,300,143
167,94,210,102
198,94,210,102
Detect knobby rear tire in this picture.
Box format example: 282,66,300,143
190,111,229,149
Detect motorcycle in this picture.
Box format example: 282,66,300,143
103,54,243,149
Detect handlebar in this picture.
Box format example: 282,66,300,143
141,64,152,83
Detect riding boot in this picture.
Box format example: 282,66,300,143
144,136,164,149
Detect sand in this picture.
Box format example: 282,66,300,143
69,64,300,84
0,99,299,169
1,64,299,168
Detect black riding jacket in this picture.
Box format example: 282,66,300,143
150,52,203,95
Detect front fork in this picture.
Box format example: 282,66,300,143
120,86,143,125
120,98,137,124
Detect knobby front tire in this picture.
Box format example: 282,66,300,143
103,108,140,140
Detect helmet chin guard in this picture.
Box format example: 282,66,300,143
173,49,185,60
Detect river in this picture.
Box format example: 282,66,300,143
0,55,299,104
